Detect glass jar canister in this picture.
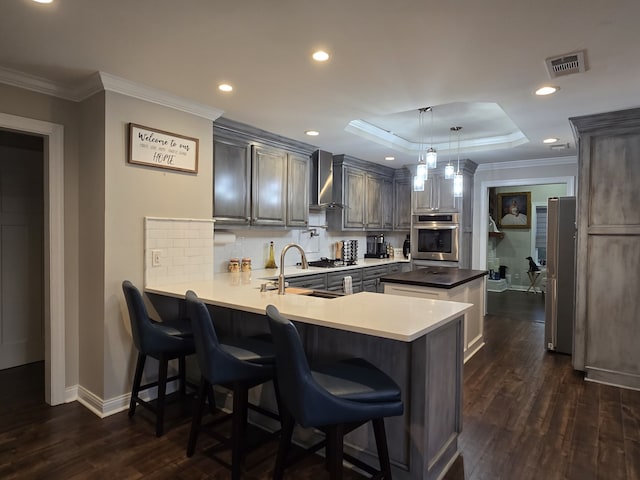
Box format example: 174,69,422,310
228,258,240,272
241,257,252,272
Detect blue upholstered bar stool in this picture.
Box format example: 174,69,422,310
265,305,404,480
122,280,195,437
185,290,278,480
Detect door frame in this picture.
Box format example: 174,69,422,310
0,112,65,406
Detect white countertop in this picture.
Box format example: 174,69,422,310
146,261,471,342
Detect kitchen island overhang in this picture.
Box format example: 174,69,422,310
145,272,472,480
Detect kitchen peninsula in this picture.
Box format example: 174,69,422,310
381,267,488,362
145,268,471,480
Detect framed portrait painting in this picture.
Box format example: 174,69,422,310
497,192,531,229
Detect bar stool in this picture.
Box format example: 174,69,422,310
122,280,195,437
265,305,404,480
185,291,279,480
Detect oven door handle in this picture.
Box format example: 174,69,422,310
413,225,458,230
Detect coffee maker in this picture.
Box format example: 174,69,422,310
365,233,389,258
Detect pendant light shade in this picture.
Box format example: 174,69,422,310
416,163,428,182
426,107,437,168
426,148,437,169
452,126,463,198
453,172,463,197
413,175,425,191
444,163,455,180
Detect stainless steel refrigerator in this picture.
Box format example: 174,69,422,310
545,196,576,354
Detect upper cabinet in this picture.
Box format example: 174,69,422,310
328,155,398,231
213,119,314,228
251,145,288,226
412,162,476,214
286,153,310,227
393,170,412,230
213,135,251,225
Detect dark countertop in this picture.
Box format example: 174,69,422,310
380,267,488,289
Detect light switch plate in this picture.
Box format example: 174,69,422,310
151,249,162,267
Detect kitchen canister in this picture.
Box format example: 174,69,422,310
241,257,252,272
228,257,240,272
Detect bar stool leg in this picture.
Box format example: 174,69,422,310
273,410,295,480
156,355,169,437
231,384,249,480
129,352,146,417
373,418,392,479
327,424,344,480
187,378,210,457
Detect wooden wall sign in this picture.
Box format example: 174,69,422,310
128,123,199,173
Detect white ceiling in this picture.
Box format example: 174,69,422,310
2,0,640,168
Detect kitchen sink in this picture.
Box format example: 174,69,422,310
303,289,344,299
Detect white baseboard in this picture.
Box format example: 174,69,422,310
73,380,181,418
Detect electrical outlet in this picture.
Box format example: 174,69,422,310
151,249,162,267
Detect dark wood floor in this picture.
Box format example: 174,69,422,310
1,291,639,479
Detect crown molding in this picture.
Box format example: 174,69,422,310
0,66,83,101
97,72,223,120
476,155,577,171
345,118,528,155
0,67,224,120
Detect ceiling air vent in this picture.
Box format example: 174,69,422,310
545,50,587,78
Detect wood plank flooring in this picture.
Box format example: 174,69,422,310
1,291,639,479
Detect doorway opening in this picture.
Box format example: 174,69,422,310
0,130,44,373
0,113,65,406
479,177,574,319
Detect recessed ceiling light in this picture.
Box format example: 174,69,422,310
312,51,330,62
384,156,395,161
218,83,233,92
32,0,53,3
543,138,559,144
535,86,558,96
305,130,319,136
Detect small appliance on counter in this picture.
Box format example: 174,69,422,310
365,233,389,258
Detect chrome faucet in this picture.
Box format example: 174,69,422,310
278,243,308,294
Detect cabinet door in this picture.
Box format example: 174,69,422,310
287,153,309,227
214,136,251,225
394,177,411,229
437,175,458,212
382,178,394,230
413,175,436,211
343,167,366,229
365,174,383,229
252,145,287,226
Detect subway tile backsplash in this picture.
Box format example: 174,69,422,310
144,217,214,286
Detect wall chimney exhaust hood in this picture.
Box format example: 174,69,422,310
310,150,344,210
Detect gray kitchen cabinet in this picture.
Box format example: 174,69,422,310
286,153,309,227
213,118,315,228
393,173,412,230
382,178,394,230
285,272,327,290
365,173,383,229
362,264,390,293
327,269,363,293
570,107,640,390
413,173,457,212
251,145,288,226
328,154,397,231
213,135,252,225
341,166,367,229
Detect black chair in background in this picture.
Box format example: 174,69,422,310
185,290,279,480
265,304,404,480
122,280,195,437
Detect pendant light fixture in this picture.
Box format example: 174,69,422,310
452,126,463,198
425,106,437,169
444,127,456,179
413,108,428,191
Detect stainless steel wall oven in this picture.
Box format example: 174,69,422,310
410,213,459,262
